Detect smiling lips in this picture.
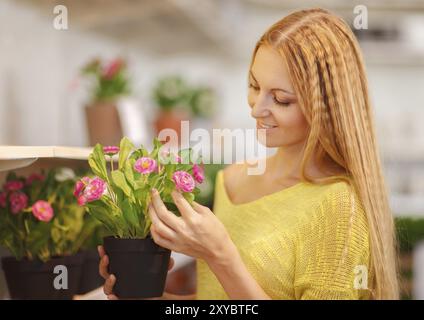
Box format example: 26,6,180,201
257,121,278,129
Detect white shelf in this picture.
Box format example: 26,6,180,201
0,146,93,171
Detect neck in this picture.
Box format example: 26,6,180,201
267,143,328,182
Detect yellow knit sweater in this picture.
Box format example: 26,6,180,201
196,170,373,299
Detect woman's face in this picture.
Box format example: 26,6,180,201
248,45,309,148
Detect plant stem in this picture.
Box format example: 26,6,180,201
110,156,114,172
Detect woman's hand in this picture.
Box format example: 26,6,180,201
98,245,175,300
148,189,237,267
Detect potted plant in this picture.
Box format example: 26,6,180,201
188,86,217,120
55,168,108,295
0,168,87,299
81,57,131,146
152,76,192,139
74,214,107,295
152,76,218,138
74,137,204,298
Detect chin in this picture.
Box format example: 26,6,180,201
257,134,284,148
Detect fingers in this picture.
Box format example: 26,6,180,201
191,201,210,214
151,224,175,250
103,274,116,296
150,189,170,217
168,257,175,271
149,194,182,232
107,294,119,300
171,190,196,220
149,205,177,240
98,245,105,258
99,253,110,280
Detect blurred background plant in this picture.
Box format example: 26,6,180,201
395,217,424,299
0,168,85,261
81,57,131,104
152,75,217,139
81,57,132,146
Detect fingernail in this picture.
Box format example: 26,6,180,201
151,188,157,194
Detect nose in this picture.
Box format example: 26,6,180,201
250,93,272,119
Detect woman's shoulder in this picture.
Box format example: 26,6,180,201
219,162,249,189
221,161,243,176
305,178,368,233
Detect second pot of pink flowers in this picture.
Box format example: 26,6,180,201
0,169,88,299
76,137,204,298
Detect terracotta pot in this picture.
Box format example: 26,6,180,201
154,109,191,143
85,102,123,146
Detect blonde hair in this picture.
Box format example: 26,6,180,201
250,8,399,299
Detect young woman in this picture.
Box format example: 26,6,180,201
99,8,399,300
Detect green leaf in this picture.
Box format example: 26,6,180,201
129,149,144,160
86,200,120,236
111,170,133,200
124,159,136,189
178,164,192,172
134,185,150,211
121,198,140,235
192,187,201,197
118,137,135,170
183,192,195,204
51,227,61,244
179,148,193,164
88,144,109,181
149,138,163,159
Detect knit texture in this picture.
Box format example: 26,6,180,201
196,170,373,300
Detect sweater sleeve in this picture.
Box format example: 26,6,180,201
294,182,373,300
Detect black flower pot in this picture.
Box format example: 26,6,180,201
1,254,83,300
103,236,171,299
77,249,104,295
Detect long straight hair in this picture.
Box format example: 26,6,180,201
250,8,399,299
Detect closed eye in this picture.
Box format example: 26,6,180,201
248,83,259,91
273,97,290,107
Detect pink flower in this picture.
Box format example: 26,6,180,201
25,173,45,186
77,195,88,206
73,177,90,198
4,180,24,192
192,164,204,184
0,192,7,208
134,157,157,174
103,146,120,156
103,58,124,80
73,176,106,206
9,192,28,214
32,200,54,222
84,177,107,202
172,171,195,193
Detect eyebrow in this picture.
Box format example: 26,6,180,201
249,71,295,96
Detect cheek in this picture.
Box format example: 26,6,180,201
273,105,309,137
